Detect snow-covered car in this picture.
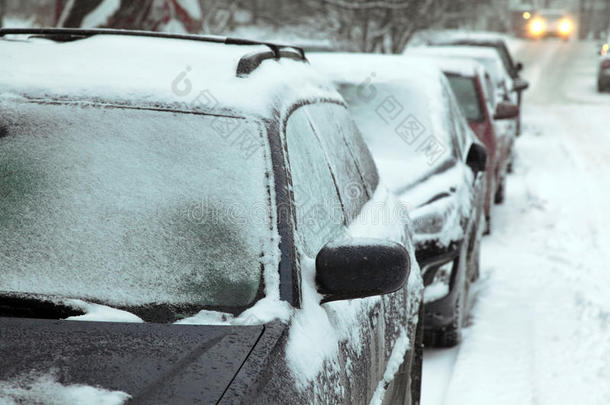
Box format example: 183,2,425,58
422,32,529,134
406,46,518,166
410,56,519,232
597,55,610,92
0,28,424,405
310,53,487,347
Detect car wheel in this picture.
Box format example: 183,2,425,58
424,293,463,348
484,215,491,236
494,178,505,204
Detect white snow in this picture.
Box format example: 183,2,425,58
422,39,610,405
0,35,339,117
0,373,130,405
369,328,411,405
64,300,143,323
81,0,120,28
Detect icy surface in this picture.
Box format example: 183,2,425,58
0,373,130,405
0,100,271,309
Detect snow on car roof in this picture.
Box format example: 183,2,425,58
404,54,485,78
0,34,340,117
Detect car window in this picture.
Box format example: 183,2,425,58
303,103,374,222
446,74,485,122
0,100,272,313
337,81,454,191
285,107,345,257
444,84,468,159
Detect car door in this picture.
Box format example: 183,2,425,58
284,103,390,404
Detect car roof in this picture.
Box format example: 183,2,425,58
0,32,341,119
406,45,501,62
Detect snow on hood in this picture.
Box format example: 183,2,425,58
0,372,130,405
64,300,143,323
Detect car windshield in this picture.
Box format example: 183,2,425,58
337,81,453,191
446,74,484,122
0,99,272,316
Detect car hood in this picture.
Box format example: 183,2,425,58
0,317,264,404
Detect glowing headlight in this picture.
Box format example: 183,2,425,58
522,11,531,20
529,18,546,36
602,43,608,56
558,19,573,35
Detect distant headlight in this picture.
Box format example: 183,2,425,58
558,19,574,35
529,18,546,36
522,11,531,20
602,43,608,56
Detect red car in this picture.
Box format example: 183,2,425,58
420,57,518,233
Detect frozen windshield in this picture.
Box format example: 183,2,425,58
337,82,453,191
0,100,272,314
446,74,485,122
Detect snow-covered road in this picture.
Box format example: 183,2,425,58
422,38,610,405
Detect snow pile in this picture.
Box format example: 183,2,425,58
0,35,339,118
0,373,130,405
64,300,143,323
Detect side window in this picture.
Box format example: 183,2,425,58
302,103,377,222
443,84,464,159
285,107,345,257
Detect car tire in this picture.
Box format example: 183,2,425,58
494,178,505,204
424,293,462,348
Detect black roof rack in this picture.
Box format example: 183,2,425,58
0,28,307,77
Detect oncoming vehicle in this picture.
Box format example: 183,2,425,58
311,53,488,347
527,9,575,40
0,28,423,405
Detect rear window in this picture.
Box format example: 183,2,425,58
0,99,273,315
446,74,485,122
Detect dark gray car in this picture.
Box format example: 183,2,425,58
0,29,423,405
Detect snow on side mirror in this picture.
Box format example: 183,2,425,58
315,238,410,303
493,101,520,120
512,78,529,92
466,143,487,174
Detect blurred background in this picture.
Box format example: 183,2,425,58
1,0,609,52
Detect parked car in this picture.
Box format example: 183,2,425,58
598,55,610,92
311,53,487,347
0,28,424,405
414,57,519,233
407,46,518,173
423,32,529,134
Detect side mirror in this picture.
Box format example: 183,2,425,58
516,62,523,72
315,238,410,303
466,143,487,174
493,101,520,120
512,78,529,92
